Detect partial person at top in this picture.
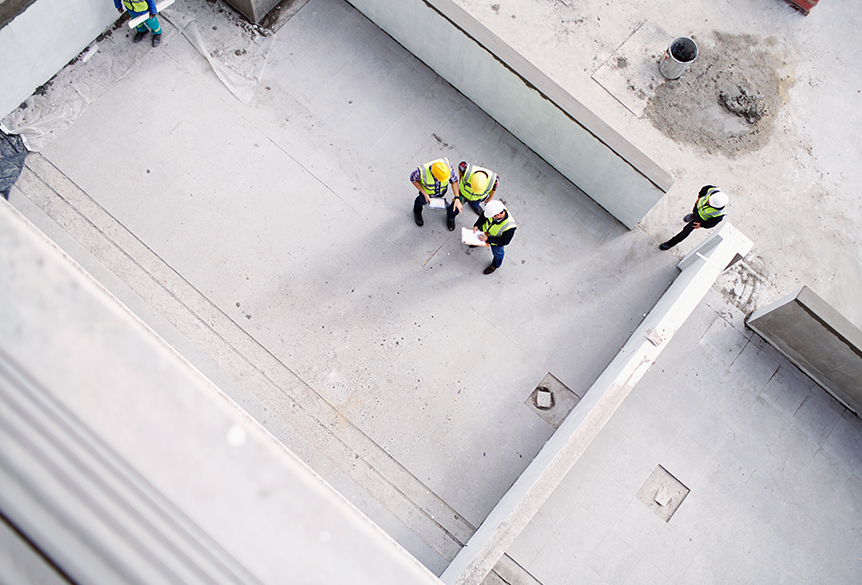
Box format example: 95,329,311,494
115,0,163,48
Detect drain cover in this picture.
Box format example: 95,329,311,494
524,373,581,428
636,465,690,522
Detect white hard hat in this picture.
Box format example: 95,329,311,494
708,190,728,208
484,200,506,217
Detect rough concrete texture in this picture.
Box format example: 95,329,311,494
455,0,862,329
748,286,862,415
505,287,862,585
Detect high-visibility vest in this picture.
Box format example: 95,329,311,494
696,187,726,220
123,0,150,13
459,164,497,201
481,212,516,238
418,158,452,196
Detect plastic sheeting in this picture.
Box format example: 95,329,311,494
0,0,274,152
0,130,26,200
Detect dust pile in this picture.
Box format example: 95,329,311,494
644,32,792,158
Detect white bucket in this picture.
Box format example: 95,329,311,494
659,37,698,80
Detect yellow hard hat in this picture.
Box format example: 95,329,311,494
430,162,449,182
470,172,489,193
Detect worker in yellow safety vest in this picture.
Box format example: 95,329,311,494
660,186,728,250
411,158,458,227
473,200,517,274
447,161,499,231
115,0,163,47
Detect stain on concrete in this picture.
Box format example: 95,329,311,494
644,32,793,158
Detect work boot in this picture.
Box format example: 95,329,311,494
133,30,147,43
447,218,456,231
659,242,673,250
683,213,695,223
152,33,161,47
414,208,424,226
483,264,497,275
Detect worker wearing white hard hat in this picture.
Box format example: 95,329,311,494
473,200,517,274
411,158,458,227
660,186,728,250
446,161,500,231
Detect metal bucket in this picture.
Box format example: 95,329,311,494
659,37,698,80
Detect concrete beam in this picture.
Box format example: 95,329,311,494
440,223,753,585
747,286,862,415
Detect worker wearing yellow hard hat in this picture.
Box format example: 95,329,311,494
449,162,499,231
411,158,458,227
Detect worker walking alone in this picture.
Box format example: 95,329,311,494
115,0,163,47
473,200,516,274
412,157,458,227
659,185,728,250
448,161,499,231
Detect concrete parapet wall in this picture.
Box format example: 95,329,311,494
348,0,673,228
345,0,673,229
747,286,862,415
0,0,117,120
440,223,753,585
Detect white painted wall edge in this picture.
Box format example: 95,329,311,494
440,223,753,585
0,0,117,120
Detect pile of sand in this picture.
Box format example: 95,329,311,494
644,32,792,158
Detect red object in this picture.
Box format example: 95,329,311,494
783,0,819,15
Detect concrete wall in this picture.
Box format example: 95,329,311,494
345,0,673,229
747,286,862,415
222,0,280,23
0,199,443,585
0,0,117,120
441,223,753,585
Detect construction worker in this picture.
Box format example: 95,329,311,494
448,161,499,231
411,157,458,227
660,186,728,250
473,200,516,274
115,0,163,48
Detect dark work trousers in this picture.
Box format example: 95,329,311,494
664,221,698,248
448,197,485,219
414,193,456,221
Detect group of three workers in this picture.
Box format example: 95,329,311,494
411,158,515,275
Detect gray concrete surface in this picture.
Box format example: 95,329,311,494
748,286,862,415
5,0,862,582
455,0,862,329
8,0,679,574
505,288,862,584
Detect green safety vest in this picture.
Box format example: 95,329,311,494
418,158,452,196
459,164,497,201
123,0,150,13
481,212,516,238
696,187,726,220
